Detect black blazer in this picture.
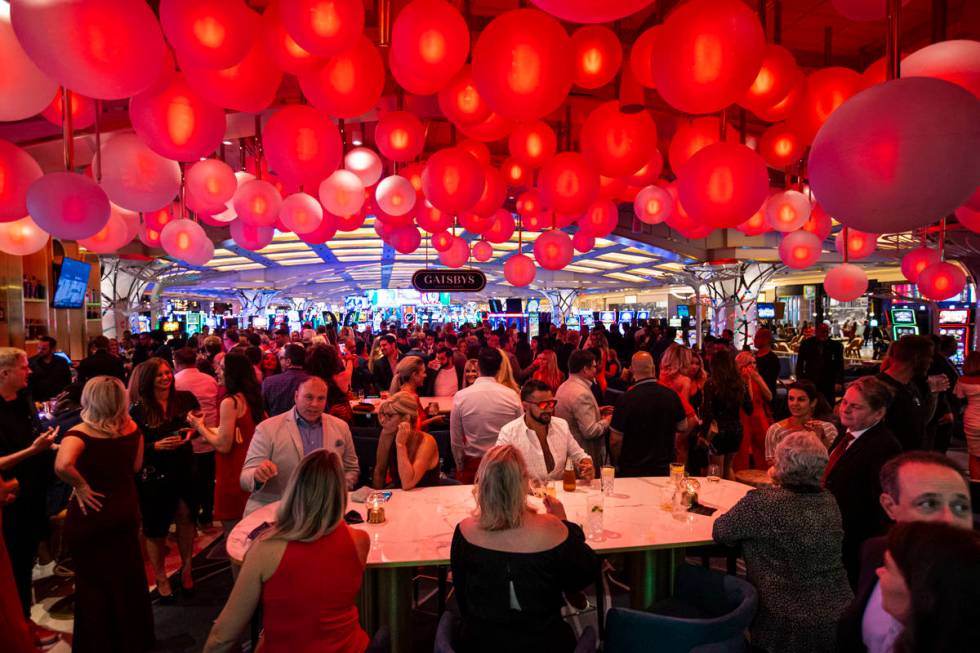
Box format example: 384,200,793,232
824,422,902,587
837,536,888,653
796,336,844,393
77,350,126,385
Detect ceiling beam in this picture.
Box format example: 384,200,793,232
219,241,281,268
307,244,362,293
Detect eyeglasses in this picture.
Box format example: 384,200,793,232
525,399,557,410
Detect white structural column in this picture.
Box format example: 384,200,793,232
539,289,579,325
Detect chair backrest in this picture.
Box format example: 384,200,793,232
434,611,460,653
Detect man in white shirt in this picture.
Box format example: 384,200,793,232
450,348,523,483
497,379,594,483
173,347,219,525
426,345,459,397
555,349,611,466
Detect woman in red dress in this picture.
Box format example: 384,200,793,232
734,351,773,471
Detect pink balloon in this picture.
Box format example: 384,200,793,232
279,0,363,58
279,192,323,234
765,190,812,233
471,240,493,262
484,209,516,244
0,139,42,222
375,176,417,217
99,133,181,212
388,225,422,254
344,148,383,187
371,196,416,228
78,204,138,253
318,170,365,217
529,0,653,23
779,230,822,269
186,159,237,208
917,261,967,301
417,202,454,234
10,0,168,100
130,72,226,161
297,211,337,244
0,215,49,255
233,179,282,227
809,77,980,234
263,105,342,186
422,148,486,214
633,185,673,225
184,40,282,112
801,203,833,241
534,229,574,270
298,36,385,119
835,228,879,260
230,219,274,251
161,219,213,266
578,199,618,237
504,253,536,287
901,246,941,283
438,236,470,268
160,0,258,70
0,3,57,121
824,263,869,302
572,230,595,253
27,172,110,240
902,40,980,100
678,143,769,229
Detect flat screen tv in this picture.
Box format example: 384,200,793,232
757,303,776,319
676,304,690,318
52,257,91,309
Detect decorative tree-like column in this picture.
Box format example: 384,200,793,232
539,288,579,325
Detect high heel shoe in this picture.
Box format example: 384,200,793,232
156,576,175,605
180,566,194,597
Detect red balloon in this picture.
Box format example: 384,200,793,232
263,105,342,186
753,75,805,123
779,230,822,269
184,40,283,112
517,190,542,217
375,111,425,163
230,219,274,251
765,190,811,233
144,205,177,232
678,143,769,229
533,229,574,270
299,36,385,119
0,216,48,255
759,122,805,169
809,77,980,234
0,3,57,121
578,199,618,237
99,133,181,212
370,193,416,228
502,158,531,187
161,218,213,266
918,261,967,301
956,204,980,232
390,0,469,95
598,175,627,201
456,141,490,168
375,176,417,217
160,0,258,70
130,72,226,161
484,209,516,243
297,211,338,244
400,162,426,195
261,0,322,75
788,67,864,143
77,203,138,253
388,225,422,254
471,9,573,122
10,0,168,100
186,159,237,209
529,0,654,23
801,203,833,240
27,172,110,240
664,183,713,238
668,117,736,174
622,150,664,187
633,185,673,225
471,239,493,262
279,192,323,234
41,88,96,130
318,169,365,217
509,121,557,169
570,25,622,90
581,102,657,178
438,65,491,127
835,229,878,260
901,247,941,283
417,201,454,233
455,111,515,143
824,263,868,302
504,253,537,287
279,0,363,57
335,209,366,232
572,230,595,253
233,179,282,227
737,44,799,111
736,206,770,236
431,230,454,252
538,152,600,215
422,148,485,214
903,40,980,100
523,210,551,232
438,236,470,268
459,211,493,235
0,139,42,222
629,26,660,89
469,167,507,218
651,0,765,114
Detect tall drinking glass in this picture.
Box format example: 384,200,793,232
586,492,604,540
669,462,685,486
601,465,615,496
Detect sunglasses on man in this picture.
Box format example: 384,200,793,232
525,399,557,410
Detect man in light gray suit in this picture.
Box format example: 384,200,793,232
240,376,359,516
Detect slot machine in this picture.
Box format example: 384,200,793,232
889,307,919,339
937,305,973,368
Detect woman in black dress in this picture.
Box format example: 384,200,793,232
55,376,154,652
129,358,200,600
451,445,598,653
700,349,753,480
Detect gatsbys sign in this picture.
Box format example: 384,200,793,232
412,269,486,292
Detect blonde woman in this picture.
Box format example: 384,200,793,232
450,445,599,653
372,392,440,490
462,358,479,389
659,344,699,462
55,377,154,652
531,350,565,394
205,451,380,653
495,347,521,395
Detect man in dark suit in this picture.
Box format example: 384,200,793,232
372,334,400,394
823,376,903,588
795,321,844,407
836,451,972,652
876,334,938,451
76,335,126,385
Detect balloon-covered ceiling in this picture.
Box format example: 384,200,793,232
1,0,979,301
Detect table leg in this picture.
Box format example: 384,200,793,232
359,567,414,653
627,548,682,610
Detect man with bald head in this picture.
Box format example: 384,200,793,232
240,376,360,515
609,351,689,476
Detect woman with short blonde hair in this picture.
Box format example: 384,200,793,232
462,358,479,388
79,375,130,433
372,391,440,490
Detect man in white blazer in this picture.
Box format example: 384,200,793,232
240,376,360,516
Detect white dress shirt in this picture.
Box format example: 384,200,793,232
175,367,219,454
450,376,523,469
495,415,589,481
554,374,608,466
862,580,903,653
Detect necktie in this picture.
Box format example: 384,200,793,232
822,431,855,484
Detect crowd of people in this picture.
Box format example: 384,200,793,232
1,317,978,653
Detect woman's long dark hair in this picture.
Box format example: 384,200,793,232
889,521,980,653
706,349,746,402
223,352,265,423
305,344,347,403
129,357,176,428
